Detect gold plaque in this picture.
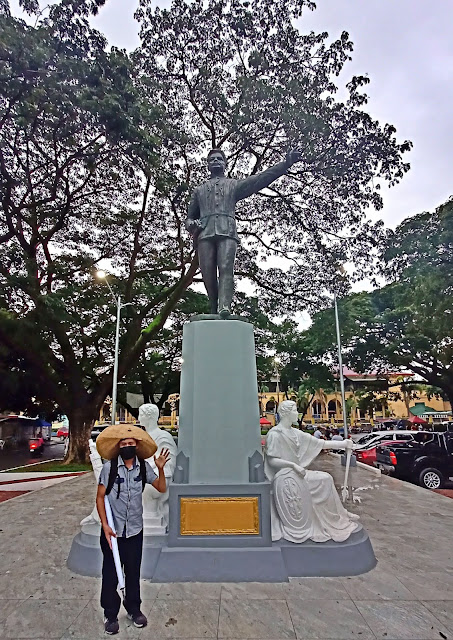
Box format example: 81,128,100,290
180,497,260,535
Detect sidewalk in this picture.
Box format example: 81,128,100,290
0,471,89,499
1,456,453,639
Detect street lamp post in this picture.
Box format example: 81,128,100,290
274,356,281,415
334,292,348,440
96,271,133,426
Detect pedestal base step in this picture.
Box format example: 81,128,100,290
67,525,376,581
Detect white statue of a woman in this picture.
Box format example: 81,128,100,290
264,400,360,544
80,439,104,529
139,403,177,532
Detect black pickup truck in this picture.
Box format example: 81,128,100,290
376,431,453,490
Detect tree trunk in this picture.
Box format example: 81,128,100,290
300,394,315,420
444,388,453,415
118,399,139,420
65,408,95,464
402,388,410,417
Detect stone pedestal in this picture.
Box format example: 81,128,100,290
169,319,271,555
67,317,376,581
178,319,262,484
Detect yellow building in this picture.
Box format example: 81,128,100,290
98,369,451,428
259,369,451,425
97,394,179,427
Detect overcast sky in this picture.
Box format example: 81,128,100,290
84,0,453,230
10,0,453,228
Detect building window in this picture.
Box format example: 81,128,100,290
312,401,322,418
328,400,337,416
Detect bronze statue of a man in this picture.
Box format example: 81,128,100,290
185,149,301,317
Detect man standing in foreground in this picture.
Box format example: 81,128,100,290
185,148,302,317
96,424,170,635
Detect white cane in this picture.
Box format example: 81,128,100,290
341,446,352,503
104,495,125,595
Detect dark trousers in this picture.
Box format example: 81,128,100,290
198,237,237,313
100,529,143,621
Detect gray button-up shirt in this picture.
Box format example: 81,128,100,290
99,456,157,538
186,161,289,243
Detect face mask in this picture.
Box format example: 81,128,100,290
120,445,136,461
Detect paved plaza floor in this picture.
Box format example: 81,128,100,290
1,455,453,639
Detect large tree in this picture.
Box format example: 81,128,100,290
1,0,411,461
351,198,453,407
0,0,198,461
302,197,453,409
135,0,411,315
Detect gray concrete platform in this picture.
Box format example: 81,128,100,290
2,455,453,639
67,523,376,581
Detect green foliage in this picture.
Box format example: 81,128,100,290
0,0,412,460
5,461,92,472
300,198,453,409
0,3,179,460
135,0,411,313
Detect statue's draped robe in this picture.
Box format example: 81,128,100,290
143,428,177,527
265,427,359,543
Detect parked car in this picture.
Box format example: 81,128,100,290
376,431,453,489
90,423,111,442
355,432,379,446
57,425,69,440
356,436,414,466
355,431,415,451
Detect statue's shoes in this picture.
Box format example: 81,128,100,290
219,308,231,319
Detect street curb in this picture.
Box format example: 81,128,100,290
0,472,90,506
0,458,63,473
0,471,89,486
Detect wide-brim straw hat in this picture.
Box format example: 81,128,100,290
96,424,157,460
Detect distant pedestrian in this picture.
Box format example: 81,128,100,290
313,427,323,439
331,429,344,441
95,424,170,635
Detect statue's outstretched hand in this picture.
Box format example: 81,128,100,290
344,439,354,450
292,463,306,478
154,448,171,470
286,148,303,167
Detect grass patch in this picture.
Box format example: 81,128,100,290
6,461,92,473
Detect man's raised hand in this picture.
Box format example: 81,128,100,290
154,448,171,470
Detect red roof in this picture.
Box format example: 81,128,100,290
408,414,428,424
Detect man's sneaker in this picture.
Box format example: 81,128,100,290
127,611,148,628
104,617,119,635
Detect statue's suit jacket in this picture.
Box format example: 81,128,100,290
187,161,288,243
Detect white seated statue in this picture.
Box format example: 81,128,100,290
80,439,104,530
264,400,360,544
139,403,177,535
